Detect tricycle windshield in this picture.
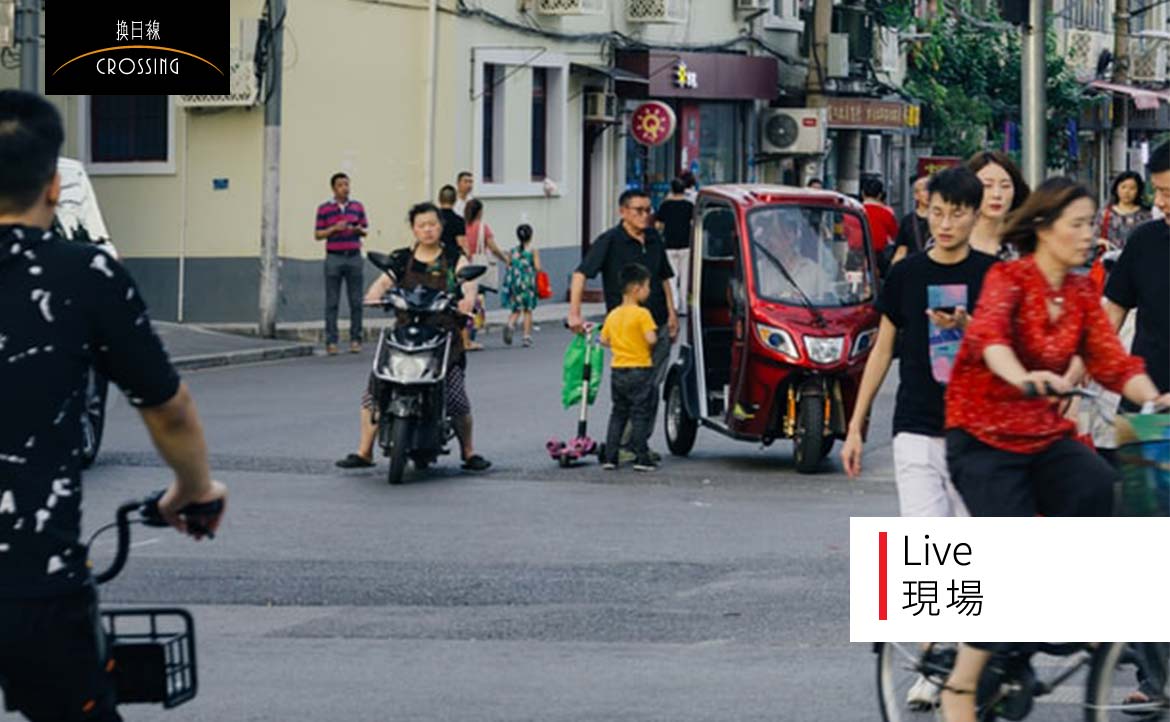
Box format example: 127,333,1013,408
746,205,874,308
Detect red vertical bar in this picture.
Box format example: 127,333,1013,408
878,531,888,621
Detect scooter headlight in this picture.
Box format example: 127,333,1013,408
755,324,799,361
387,353,435,381
805,336,845,364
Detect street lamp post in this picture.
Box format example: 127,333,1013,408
1020,0,1046,187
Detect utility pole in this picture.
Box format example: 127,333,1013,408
258,0,285,338
804,0,832,186
422,0,438,199
16,0,38,92
1110,0,1130,177
1020,0,1047,187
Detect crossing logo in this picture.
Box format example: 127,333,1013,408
46,2,229,95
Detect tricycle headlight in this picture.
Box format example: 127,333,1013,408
755,324,799,361
805,336,845,364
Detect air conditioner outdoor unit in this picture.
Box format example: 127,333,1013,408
176,52,258,109
536,0,605,15
1065,29,1100,77
177,20,261,109
873,26,899,74
827,33,850,78
760,108,828,156
735,0,769,10
627,0,688,24
1129,39,1168,83
583,91,617,123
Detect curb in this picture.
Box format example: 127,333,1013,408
172,343,316,371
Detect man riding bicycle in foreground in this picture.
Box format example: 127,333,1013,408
0,90,228,722
938,177,1170,722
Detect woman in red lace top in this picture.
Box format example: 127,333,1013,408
940,178,1170,722
944,178,1170,518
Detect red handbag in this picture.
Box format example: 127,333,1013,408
536,271,552,300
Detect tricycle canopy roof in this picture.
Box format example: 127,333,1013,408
696,184,864,212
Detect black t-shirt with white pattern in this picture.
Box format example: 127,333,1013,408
0,225,180,598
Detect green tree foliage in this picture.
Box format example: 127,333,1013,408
883,1,1085,168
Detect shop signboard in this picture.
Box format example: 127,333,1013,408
630,101,677,147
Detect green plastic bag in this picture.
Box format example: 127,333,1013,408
562,332,604,409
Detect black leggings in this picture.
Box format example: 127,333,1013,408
945,430,1116,517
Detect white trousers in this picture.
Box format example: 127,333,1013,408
892,432,969,517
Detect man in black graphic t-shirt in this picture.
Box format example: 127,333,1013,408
841,167,995,517
0,90,227,722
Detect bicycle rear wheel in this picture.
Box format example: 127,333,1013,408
1084,642,1170,721
877,642,956,721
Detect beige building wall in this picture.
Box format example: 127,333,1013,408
278,0,430,259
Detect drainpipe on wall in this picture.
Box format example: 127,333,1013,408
423,0,439,198
178,113,189,322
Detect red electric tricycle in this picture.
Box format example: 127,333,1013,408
662,185,880,473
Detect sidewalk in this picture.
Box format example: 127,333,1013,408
203,302,606,344
155,322,315,371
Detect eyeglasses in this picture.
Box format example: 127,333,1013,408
627,205,652,215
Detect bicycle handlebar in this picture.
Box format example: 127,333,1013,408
1021,381,1098,400
92,491,224,585
1023,381,1169,414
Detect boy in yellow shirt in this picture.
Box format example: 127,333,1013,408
599,264,659,471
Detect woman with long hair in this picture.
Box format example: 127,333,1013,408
965,151,1030,259
938,178,1170,722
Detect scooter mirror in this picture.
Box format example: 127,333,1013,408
367,252,395,274
457,265,487,282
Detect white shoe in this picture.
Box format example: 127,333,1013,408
906,674,940,711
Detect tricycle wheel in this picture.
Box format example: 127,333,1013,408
793,396,826,474
664,375,697,457
387,417,412,485
558,453,572,468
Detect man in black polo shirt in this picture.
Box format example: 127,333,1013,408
569,189,679,455
1105,141,1170,405
0,90,227,722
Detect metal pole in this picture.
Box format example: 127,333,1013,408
259,0,284,338
17,0,38,92
1110,0,1130,176
423,0,438,199
1020,0,1046,187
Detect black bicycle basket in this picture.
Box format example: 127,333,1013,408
101,608,197,708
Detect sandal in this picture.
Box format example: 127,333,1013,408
335,453,375,469
466,342,485,352
503,325,514,346
461,455,492,472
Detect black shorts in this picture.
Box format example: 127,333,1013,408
0,586,121,721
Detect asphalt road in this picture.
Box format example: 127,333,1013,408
23,324,916,722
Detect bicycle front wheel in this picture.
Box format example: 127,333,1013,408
1084,642,1170,721
877,642,956,721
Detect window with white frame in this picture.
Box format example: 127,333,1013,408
80,95,175,175
473,49,567,197
765,0,802,30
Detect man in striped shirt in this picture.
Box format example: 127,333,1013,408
315,172,368,354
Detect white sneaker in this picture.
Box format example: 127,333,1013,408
906,674,940,711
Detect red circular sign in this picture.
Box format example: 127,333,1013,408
630,101,677,147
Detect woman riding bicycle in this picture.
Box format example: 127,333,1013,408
939,178,1170,722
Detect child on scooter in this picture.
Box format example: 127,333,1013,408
598,263,659,472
